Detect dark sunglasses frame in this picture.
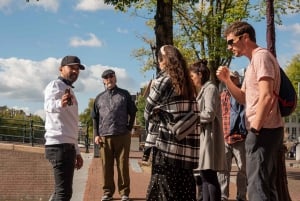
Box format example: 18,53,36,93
227,35,243,46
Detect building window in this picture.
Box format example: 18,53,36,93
292,127,296,135
285,117,289,123
286,127,290,134
291,116,296,123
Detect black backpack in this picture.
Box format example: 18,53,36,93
273,68,298,117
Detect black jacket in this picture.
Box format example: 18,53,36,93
92,86,137,136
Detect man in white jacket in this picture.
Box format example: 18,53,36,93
44,55,84,201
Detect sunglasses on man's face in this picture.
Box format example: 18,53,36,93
103,74,115,79
227,35,243,46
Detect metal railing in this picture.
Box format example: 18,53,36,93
0,117,91,152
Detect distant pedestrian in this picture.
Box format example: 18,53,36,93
216,21,283,201
190,59,225,201
92,69,137,201
144,45,200,201
217,71,247,201
44,55,84,201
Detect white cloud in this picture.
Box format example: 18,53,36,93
290,39,300,52
75,0,113,11
117,27,129,34
81,64,137,94
0,0,12,9
29,0,59,12
0,57,138,116
34,109,45,120
0,0,59,13
69,33,103,47
277,23,300,35
0,57,59,102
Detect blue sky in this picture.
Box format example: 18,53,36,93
0,0,299,119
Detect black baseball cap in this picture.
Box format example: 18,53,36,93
61,56,85,70
102,69,115,78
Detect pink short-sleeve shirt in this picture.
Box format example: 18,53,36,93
241,48,283,129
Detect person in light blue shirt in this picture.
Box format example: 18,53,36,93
44,55,84,201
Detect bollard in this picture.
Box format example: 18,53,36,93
85,134,89,153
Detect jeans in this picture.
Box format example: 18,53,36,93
246,127,283,201
217,141,247,200
45,144,76,201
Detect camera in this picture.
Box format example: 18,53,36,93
65,88,73,106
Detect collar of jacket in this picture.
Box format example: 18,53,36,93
58,76,74,88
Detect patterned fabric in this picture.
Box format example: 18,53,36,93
154,99,201,169
144,73,200,170
146,148,196,201
92,86,137,136
220,90,245,145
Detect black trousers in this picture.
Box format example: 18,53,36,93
45,144,76,201
200,169,221,201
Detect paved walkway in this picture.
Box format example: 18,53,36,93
72,152,94,201
73,150,300,201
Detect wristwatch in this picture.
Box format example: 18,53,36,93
250,127,260,135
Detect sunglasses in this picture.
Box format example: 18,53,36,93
103,74,115,79
227,35,243,46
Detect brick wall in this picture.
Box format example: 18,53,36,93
0,143,54,201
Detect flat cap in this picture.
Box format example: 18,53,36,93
102,69,115,78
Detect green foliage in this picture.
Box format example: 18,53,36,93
104,0,299,84
79,98,94,137
136,95,146,128
253,0,300,24
0,106,45,143
285,54,300,114
104,0,140,11
172,0,251,84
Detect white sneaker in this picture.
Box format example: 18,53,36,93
121,195,130,201
101,195,112,201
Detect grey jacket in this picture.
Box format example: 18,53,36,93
195,81,225,172
92,86,137,136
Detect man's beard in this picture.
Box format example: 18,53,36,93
68,73,78,83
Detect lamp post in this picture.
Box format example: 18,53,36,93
85,121,89,153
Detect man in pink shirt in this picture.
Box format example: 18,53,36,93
217,21,284,201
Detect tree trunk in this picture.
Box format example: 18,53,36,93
266,0,276,58
266,1,291,200
154,0,173,74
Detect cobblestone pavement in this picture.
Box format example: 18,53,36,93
80,151,300,201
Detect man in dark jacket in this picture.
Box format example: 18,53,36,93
92,69,137,201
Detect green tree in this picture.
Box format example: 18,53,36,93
173,0,250,83
106,0,300,83
136,95,146,128
79,98,94,138
285,54,300,115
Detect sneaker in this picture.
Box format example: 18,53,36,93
121,195,130,201
101,195,113,201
